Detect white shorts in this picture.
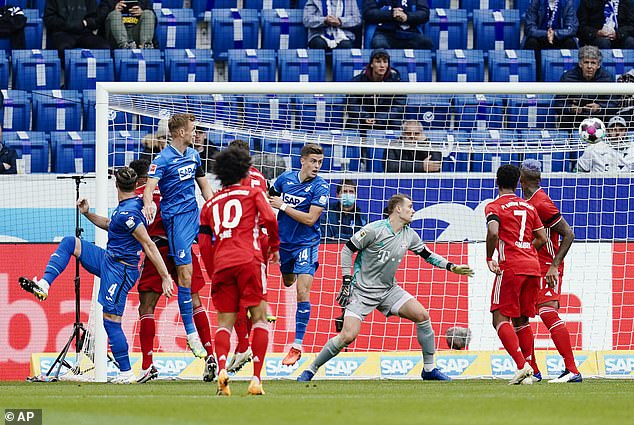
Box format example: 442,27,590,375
344,285,413,321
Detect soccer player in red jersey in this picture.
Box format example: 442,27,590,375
485,164,548,385
520,159,582,383
199,146,280,396
129,159,217,384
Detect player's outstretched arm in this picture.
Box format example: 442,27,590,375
78,198,110,230
486,220,501,275
196,174,213,201
414,246,474,277
141,177,159,222
133,225,173,298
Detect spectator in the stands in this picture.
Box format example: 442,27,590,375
193,126,219,173
303,0,361,50
612,69,634,125
363,0,433,49
555,46,615,130
524,0,579,50
0,4,27,49
139,118,167,163
0,127,18,175
320,179,367,242
384,120,441,173
577,0,634,49
347,49,406,133
577,115,634,172
97,0,155,49
44,0,111,52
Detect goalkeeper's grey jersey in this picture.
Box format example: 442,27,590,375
349,219,426,295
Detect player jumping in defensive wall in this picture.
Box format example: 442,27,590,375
297,193,474,382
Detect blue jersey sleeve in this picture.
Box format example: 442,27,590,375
311,180,329,208
148,154,165,180
117,210,146,235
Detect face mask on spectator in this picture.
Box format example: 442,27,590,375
341,194,356,208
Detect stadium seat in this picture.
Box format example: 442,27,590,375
364,129,399,172
289,130,361,172
156,8,197,49
228,49,276,82
459,0,505,15
12,49,61,90
506,94,558,129
244,0,291,8
436,49,485,82
260,9,307,51
32,90,82,131
242,94,293,130
64,49,114,90
83,90,131,131
207,127,259,150
0,51,8,88
427,8,468,50
164,49,214,82
50,131,96,173
405,95,453,129
600,49,634,80
470,129,521,172
514,0,531,19
278,49,326,82
473,9,521,51
0,9,45,49
2,131,49,172
521,129,574,172
541,49,577,82
114,49,164,82
488,49,536,82
191,0,238,21
433,130,471,172
212,9,259,60
429,0,451,7
386,49,432,82
185,94,240,127
109,130,147,167
332,49,370,82
1,90,31,131
295,94,346,131
453,94,505,130
152,0,187,9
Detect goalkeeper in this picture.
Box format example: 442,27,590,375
298,194,474,382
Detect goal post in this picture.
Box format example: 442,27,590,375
81,81,634,380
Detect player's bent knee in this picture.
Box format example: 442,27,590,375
282,274,296,287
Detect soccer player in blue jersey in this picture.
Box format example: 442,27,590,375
19,167,172,383
141,113,214,358
269,143,329,366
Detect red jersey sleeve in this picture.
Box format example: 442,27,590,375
255,189,279,252
485,202,500,222
198,201,215,275
534,191,562,228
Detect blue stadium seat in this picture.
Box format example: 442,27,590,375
429,0,451,7
405,95,453,129
50,131,96,173
386,49,432,82
156,8,197,49
473,9,521,51
152,0,187,8
332,49,370,82
470,129,521,172
278,49,326,82
64,49,114,90
164,49,214,82
453,94,505,130
521,129,573,172
600,49,634,80
541,49,577,82
212,9,259,60
0,9,45,49
207,128,259,150
427,8,468,50
433,130,471,172
12,49,61,90
488,49,536,82
364,129,399,172
191,0,238,21
109,130,147,167
3,131,49,172
228,49,276,82
1,90,31,131
295,94,346,131
32,90,82,131
436,49,485,82
506,94,557,129
289,131,361,172
244,0,291,8
185,94,240,127
83,90,131,131
260,9,306,51
515,0,531,19
0,51,8,88
459,0,505,15
114,49,164,82
242,94,293,130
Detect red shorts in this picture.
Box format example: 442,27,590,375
536,269,563,306
138,244,206,294
211,259,266,313
490,268,540,318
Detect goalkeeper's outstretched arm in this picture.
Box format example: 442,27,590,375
340,240,358,277
414,246,474,277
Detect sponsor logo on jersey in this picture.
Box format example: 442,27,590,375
357,229,367,240
318,195,328,205
436,355,478,376
125,217,135,229
149,163,158,174
282,193,306,207
603,354,634,375
490,354,517,376
178,164,196,181
324,357,365,377
380,355,420,376
545,354,587,375
264,356,307,376
177,249,186,259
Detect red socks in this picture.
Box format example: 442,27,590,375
193,306,214,357
234,308,251,353
515,324,539,374
497,322,526,369
540,307,579,374
251,322,269,380
214,327,231,371
139,314,155,370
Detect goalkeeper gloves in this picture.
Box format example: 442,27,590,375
336,275,353,307
451,264,474,277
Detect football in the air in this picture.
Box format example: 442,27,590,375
445,326,472,350
579,117,606,144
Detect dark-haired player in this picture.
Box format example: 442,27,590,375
485,164,548,385
19,167,172,384
199,146,280,396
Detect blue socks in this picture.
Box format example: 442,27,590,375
103,318,131,372
43,236,75,285
294,301,311,346
178,286,196,335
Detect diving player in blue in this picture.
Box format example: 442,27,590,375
19,167,172,383
142,113,213,358
269,143,329,366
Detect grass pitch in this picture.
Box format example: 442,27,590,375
1,380,633,425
